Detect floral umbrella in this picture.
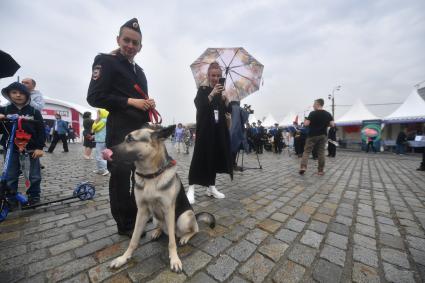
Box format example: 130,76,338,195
190,47,264,101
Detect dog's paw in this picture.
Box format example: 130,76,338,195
170,256,183,273
109,256,129,269
179,235,191,245
151,228,162,240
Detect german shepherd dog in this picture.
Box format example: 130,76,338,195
108,125,215,272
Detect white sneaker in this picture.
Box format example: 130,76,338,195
187,185,195,204
101,170,110,176
206,186,225,199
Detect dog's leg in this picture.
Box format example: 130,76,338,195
177,211,199,245
151,218,163,240
110,206,149,269
165,205,182,273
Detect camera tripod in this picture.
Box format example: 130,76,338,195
235,149,262,172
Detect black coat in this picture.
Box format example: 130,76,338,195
87,52,150,147
188,86,233,186
328,127,337,141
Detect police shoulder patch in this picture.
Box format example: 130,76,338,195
92,64,102,80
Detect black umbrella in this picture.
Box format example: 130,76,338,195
0,50,20,79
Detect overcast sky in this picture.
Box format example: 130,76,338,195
1,0,424,124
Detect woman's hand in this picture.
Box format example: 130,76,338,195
128,98,154,111
32,149,44,159
208,84,224,101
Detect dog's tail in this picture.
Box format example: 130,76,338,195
195,212,216,229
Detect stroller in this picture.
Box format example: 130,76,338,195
0,114,95,222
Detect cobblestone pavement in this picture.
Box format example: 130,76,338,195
1,143,425,283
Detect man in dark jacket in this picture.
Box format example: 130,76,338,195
327,125,337,157
86,18,155,237
396,128,407,155
47,113,69,153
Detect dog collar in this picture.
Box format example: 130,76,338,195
136,159,177,179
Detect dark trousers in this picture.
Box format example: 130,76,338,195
48,132,68,152
366,141,376,153
107,161,137,232
421,150,425,169
328,142,336,157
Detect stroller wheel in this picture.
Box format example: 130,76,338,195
0,200,9,222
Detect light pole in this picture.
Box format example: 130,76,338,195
328,85,341,118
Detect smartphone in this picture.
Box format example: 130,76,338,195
218,77,226,87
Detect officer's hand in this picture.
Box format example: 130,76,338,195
147,99,156,109
128,98,151,111
32,149,44,159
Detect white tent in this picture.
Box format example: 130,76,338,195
384,89,425,123
262,113,277,127
279,112,297,127
248,114,258,124
335,99,380,126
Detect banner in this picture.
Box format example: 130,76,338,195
361,120,382,152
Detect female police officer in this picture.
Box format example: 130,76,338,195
87,18,155,237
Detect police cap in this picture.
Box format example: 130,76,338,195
121,18,141,35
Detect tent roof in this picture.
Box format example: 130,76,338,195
384,89,425,123
262,113,277,127
248,114,258,124
279,112,297,127
335,99,380,126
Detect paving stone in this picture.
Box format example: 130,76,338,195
27,252,74,277
325,232,348,250
383,262,415,283
0,245,27,261
353,233,376,250
49,237,87,255
410,248,425,266
147,269,187,283
257,218,282,233
201,236,232,257
226,240,257,262
272,260,305,283
312,259,343,283
275,228,298,244
127,256,165,282
271,212,289,223
61,273,90,283
377,215,395,225
352,262,380,283
300,230,323,249
357,216,375,227
181,250,212,277
186,272,217,283
29,233,70,251
308,220,327,234
407,235,425,252
223,225,248,242
320,245,346,267
245,228,269,245
312,213,332,223
258,237,289,262
74,237,113,258
353,245,378,268
381,248,410,269
355,223,376,238
288,244,317,267
239,253,274,283
206,254,238,282
285,219,306,232
329,222,350,236
229,275,250,283
46,256,97,282
379,223,401,236
88,258,134,283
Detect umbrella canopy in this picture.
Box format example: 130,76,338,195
0,50,20,79
190,47,264,101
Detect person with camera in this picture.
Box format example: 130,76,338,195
47,113,69,153
187,62,233,204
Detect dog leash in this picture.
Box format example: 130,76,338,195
135,159,176,179
133,84,162,124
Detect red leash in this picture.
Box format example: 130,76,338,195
133,84,162,124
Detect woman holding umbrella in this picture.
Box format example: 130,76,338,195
187,62,233,204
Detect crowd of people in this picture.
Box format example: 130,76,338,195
1,17,423,242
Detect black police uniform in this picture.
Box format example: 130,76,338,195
87,18,149,234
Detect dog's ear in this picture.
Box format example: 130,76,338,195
152,125,176,140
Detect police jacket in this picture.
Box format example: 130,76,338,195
87,52,150,147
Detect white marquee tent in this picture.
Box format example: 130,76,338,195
279,112,297,127
335,99,380,126
248,114,258,124
262,113,277,127
384,89,425,123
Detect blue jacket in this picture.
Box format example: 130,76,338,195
53,119,68,135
